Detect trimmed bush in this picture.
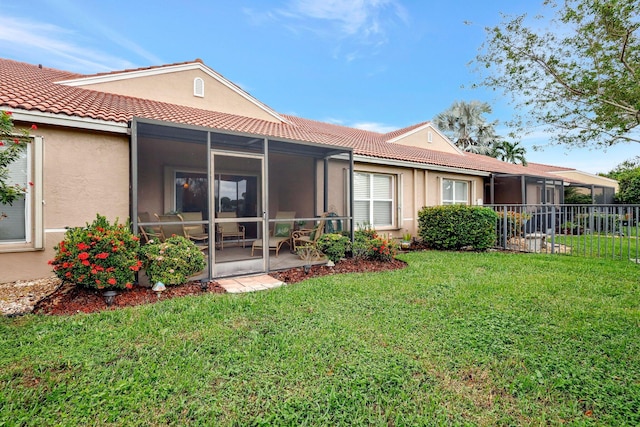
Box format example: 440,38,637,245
418,205,498,250
49,214,141,290
317,233,351,263
140,235,206,285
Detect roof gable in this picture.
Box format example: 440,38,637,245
57,61,286,123
384,122,462,155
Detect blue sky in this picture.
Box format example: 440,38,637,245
1,0,636,174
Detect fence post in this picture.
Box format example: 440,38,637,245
502,205,508,249
550,205,556,254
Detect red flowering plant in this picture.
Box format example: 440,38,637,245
49,214,141,290
0,110,36,208
368,235,398,262
352,224,398,262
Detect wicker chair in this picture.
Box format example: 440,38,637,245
251,211,296,257
291,213,328,252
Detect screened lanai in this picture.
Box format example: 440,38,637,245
131,118,353,280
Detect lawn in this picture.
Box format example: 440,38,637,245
1,251,639,426
554,232,640,261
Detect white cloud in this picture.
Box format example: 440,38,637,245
0,14,159,73
246,0,409,60
352,121,397,133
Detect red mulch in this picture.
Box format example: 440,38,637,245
34,258,407,316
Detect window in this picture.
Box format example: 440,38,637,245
193,77,204,97
354,172,394,227
442,179,469,205
427,130,433,143
0,136,43,248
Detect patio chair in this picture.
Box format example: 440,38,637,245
216,212,245,249
178,212,209,244
292,213,328,253
154,213,187,241
251,211,296,257
137,212,162,244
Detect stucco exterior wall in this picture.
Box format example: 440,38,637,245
76,69,280,123
1,126,129,282
269,154,315,219
350,161,485,239
390,126,461,154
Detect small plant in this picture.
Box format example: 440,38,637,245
352,225,398,262
317,233,350,263
49,214,141,290
402,232,412,242
496,210,531,240
369,235,398,262
140,236,206,285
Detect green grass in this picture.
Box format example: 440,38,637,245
1,251,639,426
554,232,640,260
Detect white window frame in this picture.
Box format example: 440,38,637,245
0,135,43,250
441,178,470,205
354,171,396,229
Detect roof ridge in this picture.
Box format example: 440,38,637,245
77,59,205,79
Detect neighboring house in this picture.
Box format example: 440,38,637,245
0,58,615,282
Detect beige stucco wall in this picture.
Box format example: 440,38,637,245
76,68,280,123
350,161,485,239
390,126,461,155
1,126,129,282
269,154,315,220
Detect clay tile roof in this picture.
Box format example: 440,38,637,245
0,58,564,180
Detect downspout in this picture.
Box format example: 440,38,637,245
520,175,526,204
131,120,138,237
349,151,354,242
324,157,329,213
264,137,270,273
206,131,212,280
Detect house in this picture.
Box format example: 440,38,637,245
0,58,615,282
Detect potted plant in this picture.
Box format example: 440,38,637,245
400,232,412,249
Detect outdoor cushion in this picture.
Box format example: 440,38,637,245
274,222,292,237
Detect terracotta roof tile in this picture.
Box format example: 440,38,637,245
0,58,566,181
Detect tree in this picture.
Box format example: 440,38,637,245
434,100,500,155
602,156,640,203
476,0,640,148
492,140,528,165
601,155,640,180
0,111,32,209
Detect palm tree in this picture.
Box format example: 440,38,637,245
434,100,499,155
492,140,528,165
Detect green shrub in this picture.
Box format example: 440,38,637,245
418,205,498,250
140,235,206,285
317,233,350,263
49,214,141,290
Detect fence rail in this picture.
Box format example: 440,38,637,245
487,204,640,262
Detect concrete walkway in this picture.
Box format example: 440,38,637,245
216,274,285,293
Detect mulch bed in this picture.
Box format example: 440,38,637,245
34,258,407,316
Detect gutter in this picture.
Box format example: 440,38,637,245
5,108,128,134
350,154,492,177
